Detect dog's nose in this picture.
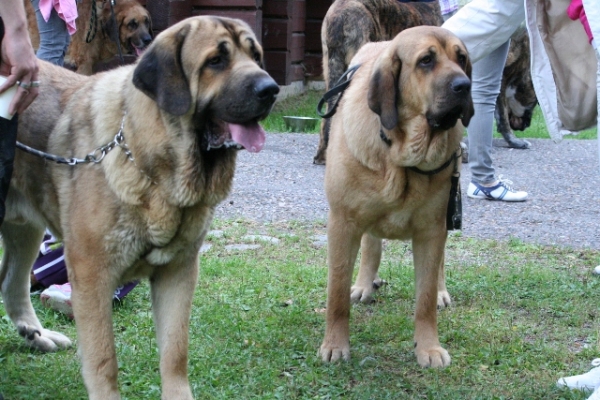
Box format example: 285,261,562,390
254,77,280,103
450,76,471,94
143,35,153,46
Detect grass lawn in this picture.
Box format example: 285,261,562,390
1,90,599,399
1,222,599,399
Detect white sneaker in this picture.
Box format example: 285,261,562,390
589,386,600,400
593,265,600,275
557,358,600,391
467,176,528,202
40,283,73,319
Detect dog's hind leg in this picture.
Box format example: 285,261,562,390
0,221,72,351
437,253,451,308
495,93,531,149
150,255,198,400
351,233,385,303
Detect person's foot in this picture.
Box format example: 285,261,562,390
557,358,600,391
467,176,528,201
40,283,73,319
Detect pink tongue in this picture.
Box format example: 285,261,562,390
229,122,266,153
135,47,144,57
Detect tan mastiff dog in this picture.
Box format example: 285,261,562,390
318,26,473,368
1,16,278,399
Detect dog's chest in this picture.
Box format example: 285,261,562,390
366,176,450,240
368,202,424,240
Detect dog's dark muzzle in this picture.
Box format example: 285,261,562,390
427,75,473,131
253,76,280,115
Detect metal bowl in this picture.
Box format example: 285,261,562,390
283,116,319,132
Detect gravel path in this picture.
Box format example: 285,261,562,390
215,134,600,250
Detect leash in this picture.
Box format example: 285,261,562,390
16,114,154,183
316,64,361,118
109,0,125,64
16,115,132,166
85,0,98,43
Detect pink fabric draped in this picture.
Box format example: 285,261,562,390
39,0,78,35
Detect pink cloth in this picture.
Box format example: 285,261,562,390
39,0,78,35
567,0,593,43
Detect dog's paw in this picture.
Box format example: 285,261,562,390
18,324,72,352
318,342,350,363
350,278,386,304
415,344,451,368
507,138,531,149
437,290,452,309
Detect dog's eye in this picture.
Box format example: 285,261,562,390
128,20,138,30
457,54,467,68
253,52,261,63
419,55,434,68
207,56,224,68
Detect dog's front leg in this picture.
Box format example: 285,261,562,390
412,230,451,368
69,262,121,400
151,257,197,400
319,213,362,362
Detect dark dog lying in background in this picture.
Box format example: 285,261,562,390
313,0,443,165
495,27,537,149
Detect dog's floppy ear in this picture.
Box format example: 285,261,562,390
368,49,401,130
461,54,475,127
102,3,120,43
133,24,192,116
147,13,154,39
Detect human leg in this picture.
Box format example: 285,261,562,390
465,40,528,201
30,0,70,66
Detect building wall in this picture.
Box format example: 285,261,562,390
145,0,332,86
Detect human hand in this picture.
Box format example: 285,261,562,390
0,29,39,116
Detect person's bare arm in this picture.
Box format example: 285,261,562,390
0,0,39,115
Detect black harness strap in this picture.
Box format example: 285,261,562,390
405,149,463,231
407,154,456,176
317,64,361,118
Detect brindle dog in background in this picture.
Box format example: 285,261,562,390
495,27,537,149
313,0,443,165
26,0,153,75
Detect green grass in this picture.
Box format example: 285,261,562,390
261,89,599,140
1,221,600,399
1,92,599,398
